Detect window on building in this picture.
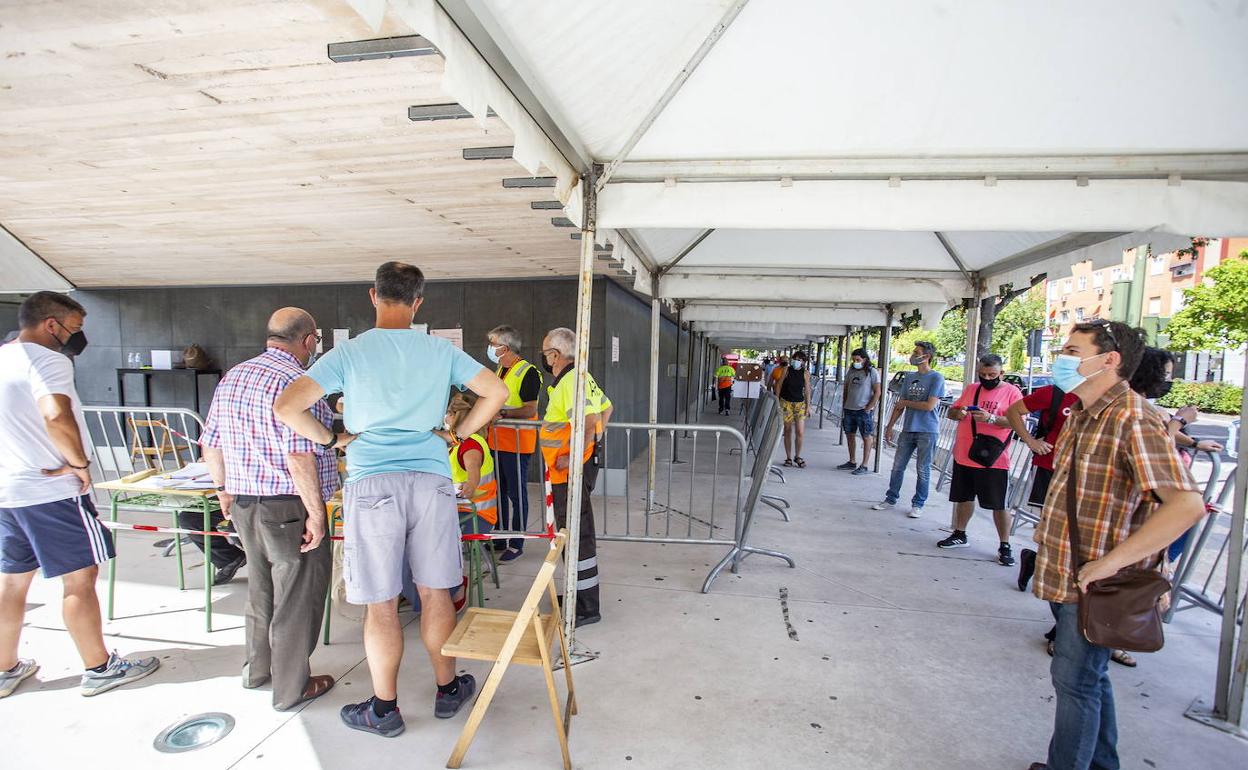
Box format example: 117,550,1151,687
1092,272,1104,288
1062,279,1072,294
1150,256,1166,276
1075,307,1085,322
1048,282,1059,301
1111,267,1122,281
1171,287,1186,313
1147,296,1162,316
1077,276,1087,290
1060,310,1070,324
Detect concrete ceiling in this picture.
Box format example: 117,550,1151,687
0,0,582,288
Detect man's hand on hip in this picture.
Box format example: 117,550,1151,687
43,463,91,494
216,491,235,520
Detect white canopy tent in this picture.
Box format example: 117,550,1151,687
344,0,1248,710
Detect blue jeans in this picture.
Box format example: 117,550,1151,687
1047,601,1119,770
496,450,531,551
884,431,934,507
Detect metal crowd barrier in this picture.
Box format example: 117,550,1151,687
81,406,207,503
490,414,794,591
1166,451,1246,623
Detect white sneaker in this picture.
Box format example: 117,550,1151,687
907,507,924,519
870,501,895,511
0,659,38,698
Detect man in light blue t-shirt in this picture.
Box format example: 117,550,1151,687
276,261,507,738
871,340,945,518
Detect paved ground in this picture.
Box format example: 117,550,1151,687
2,405,1244,769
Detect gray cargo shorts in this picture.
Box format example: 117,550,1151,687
342,471,463,604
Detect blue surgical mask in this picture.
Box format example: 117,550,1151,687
790,360,804,371
1052,352,1107,392
305,351,317,369
486,345,501,364
852,361,863,370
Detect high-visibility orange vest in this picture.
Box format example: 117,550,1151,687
539,367,609,484
488,359,540,454
715,364,735,390
449,433,497,526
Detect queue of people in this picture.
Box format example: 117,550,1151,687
0,264,615,746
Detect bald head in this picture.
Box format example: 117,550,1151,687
266,307,318,366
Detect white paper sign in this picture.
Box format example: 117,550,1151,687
315,328,324,354
611,336,620,363
332,328,349,348
431,328,464,350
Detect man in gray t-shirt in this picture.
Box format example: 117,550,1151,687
838,349,881,474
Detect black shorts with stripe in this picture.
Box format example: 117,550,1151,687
0,495,115,578
948,462,1009,511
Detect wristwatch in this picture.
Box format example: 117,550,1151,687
1170,416,1188,427
319,433,337,451
215,485,227,492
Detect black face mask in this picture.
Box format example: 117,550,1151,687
541,357,554,374
54,319,89,357
1150,380,1173,400
978,376,1000,390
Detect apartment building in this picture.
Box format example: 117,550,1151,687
1043,237,1248,384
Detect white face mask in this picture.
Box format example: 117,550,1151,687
852,361,863,370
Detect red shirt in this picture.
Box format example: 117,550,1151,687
1022,385,1080,470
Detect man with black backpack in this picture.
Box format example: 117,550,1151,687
936,354,1024,564
1006,376,1080,585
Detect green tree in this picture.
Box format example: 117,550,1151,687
934,307,968,359
1007,332,1026,372
1165,252,1248,351
990,287,1045,359
892,326,936,358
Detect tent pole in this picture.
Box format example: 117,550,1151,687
817,340,827,429
647,273,660,511
563,168,599,657
873,310,893,473
837,334,847,446
964,279,983,386
1215,352,1248,723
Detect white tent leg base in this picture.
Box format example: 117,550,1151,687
553,640,600,671
1183,697,1248,741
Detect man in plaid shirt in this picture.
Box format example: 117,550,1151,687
1028,320,1203,770
202,307,349,711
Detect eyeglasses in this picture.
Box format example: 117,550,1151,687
1083,318,1118,350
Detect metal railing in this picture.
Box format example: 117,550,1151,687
82,406,207,503
490,412,794,591
1166,451,1246,623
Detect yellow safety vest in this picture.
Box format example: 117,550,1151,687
715,364,735,390
488,359,541,454
539,367,610,484
449,433,497,526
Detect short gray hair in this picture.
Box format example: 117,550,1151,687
488,324,522,353
544,327,576,358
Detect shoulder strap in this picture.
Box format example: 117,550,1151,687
1065,434,1084,574
1040,386,1064,433
969,385,980,438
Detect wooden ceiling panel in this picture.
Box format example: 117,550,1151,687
0,0,583,287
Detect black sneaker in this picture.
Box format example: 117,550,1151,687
998,543,1016,567
936,532,969,549
575,612,602,627
341,698,405,737
434,674,477,719
214,554,246,585
836,461,858,470
1017,548,1037,589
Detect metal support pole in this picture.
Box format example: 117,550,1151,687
562,167,599,658
684,322,696,433
964,281,982,386
671,306,684,461
873,310,893,474
837,335,847,446
817,340,827,429
693,332,704,424
1188,353,1248,735
647,274,661,511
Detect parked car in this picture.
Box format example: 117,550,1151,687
1004,372,1054,395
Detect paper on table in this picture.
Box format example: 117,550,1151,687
169,462,209,479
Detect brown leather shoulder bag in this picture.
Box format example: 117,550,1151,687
1066,435,1171,652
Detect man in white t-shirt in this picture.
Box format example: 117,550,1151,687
0,292,159,699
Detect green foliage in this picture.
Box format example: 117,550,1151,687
934,307,969,359
891,326,936,358
1007,332,1026,372
1156,381,1245,415
1165,253,1248,351
991,287,1045,356
893,362,965,383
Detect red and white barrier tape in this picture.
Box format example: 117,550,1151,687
97,520,556,543
542,466,557,545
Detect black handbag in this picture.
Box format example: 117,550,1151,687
966,386,1009,468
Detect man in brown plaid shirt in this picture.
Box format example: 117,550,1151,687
1028,320,1203,770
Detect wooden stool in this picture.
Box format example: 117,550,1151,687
127,418,183,469
441,531,576,769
